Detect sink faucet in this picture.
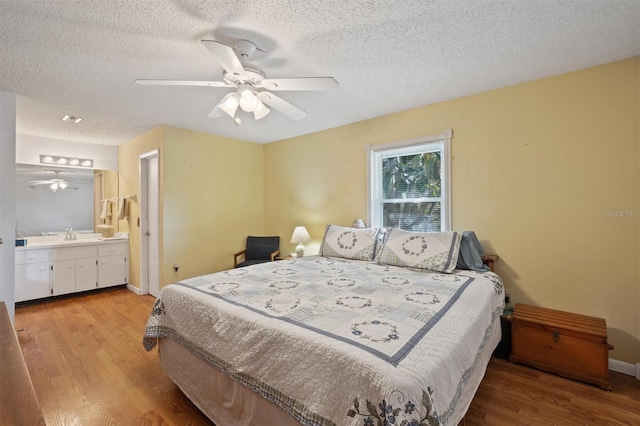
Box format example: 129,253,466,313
64,227,77,241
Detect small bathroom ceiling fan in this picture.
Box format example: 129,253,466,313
136,39,338,124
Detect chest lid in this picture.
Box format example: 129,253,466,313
513,303,607,339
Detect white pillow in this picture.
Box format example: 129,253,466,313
377,229,462,273
319,225,381,261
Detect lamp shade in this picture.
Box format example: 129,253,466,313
352,218,366,228
290,226,311,244
219,93,240,117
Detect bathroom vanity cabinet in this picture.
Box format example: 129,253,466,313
16,240,129,302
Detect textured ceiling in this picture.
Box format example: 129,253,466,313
1,1,639,145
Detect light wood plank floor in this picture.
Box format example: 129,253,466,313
15,288,640,425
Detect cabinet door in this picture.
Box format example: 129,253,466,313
15,262,50,302
98,255,127,288
75,258,98,292
52,260,76,296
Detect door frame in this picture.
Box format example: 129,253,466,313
139,149,159,296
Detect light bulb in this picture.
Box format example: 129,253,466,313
69,158,80,166
50,183,58,191
234,117,242,126
239,87,259,112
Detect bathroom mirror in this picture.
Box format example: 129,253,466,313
15,164,118,237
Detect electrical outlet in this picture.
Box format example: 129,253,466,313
505,292,511,304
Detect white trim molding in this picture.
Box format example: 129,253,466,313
608,358,639,378
367,129,453,231
126,284,141,295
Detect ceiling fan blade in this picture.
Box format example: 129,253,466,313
135,79,231,87
258,77,339,91
27,180,53,185
257,92,307,120
201,40,248,81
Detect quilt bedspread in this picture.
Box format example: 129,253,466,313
143,256,504,426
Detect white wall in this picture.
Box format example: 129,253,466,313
16,133,118,170
0,92,16,321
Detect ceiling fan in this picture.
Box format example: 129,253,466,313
28,171,81,191
135,39,338,124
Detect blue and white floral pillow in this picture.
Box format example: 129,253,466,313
377,229,462,273
319,225,381,261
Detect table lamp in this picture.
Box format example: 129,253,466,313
290,226,311,258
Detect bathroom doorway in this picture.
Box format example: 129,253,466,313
140,150,159,297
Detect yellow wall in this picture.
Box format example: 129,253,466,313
118,126,164,289
118,126,264,289
161,126,264,283
264,58,640,364
103,170,120,231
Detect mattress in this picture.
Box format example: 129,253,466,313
144,256,504,425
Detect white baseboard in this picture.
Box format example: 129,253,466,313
608,358,639,379
126,284,141,295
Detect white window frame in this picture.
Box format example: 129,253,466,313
367,129,452,231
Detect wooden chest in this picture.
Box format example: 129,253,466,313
510,304,612,390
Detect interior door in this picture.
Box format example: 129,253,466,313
147,155,159,296
140,151,160,297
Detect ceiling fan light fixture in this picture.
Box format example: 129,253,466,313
219,93,240,117
238,85,259,112
59,182,68,189
253,101,270,120
50,183,58,191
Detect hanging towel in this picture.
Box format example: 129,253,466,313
100,199,109,220
116,198,128,220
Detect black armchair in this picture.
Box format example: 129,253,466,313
233,236,280,268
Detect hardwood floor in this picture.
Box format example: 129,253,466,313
15,288,640,426
16,288,212,426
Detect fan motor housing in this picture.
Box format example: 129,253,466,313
223,63,265,86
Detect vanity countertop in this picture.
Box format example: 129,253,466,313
16,234,129,250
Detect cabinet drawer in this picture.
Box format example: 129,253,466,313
53,246,98,261
16,249,50,265
98,243,126,257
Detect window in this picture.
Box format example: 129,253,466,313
369,130,451,232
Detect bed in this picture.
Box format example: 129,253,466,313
143,227,504,426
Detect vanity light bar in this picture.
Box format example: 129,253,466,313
40,155,94,168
